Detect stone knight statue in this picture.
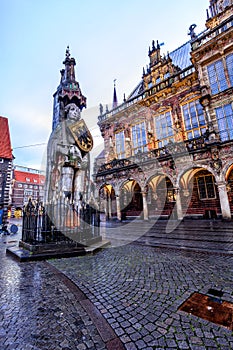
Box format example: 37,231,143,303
44,47,93,228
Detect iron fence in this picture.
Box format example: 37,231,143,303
22,199,100,245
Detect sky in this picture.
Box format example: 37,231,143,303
1,0,210,171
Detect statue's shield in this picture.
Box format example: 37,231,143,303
69,119,93,156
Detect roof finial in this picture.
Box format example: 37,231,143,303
188,24,197,41
65,45,70,58
112,79,118,109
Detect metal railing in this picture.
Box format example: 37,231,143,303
96,136,207,176
22,199,100,245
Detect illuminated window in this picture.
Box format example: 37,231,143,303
197,175,216,199
115,131,125,159
182,100,206,139
226,53,233,87
207,60,228,94
24,190,33,196
154,111,174,147
215,103,233,141
132,122,147,154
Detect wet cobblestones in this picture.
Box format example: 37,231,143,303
1,218,233,349
0,240,110,349
51,244,233,349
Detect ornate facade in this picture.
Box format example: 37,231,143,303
94,0,233,221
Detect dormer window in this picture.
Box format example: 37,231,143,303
156,76,161,84
164,72,170,80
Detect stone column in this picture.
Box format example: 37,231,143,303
175,188,183,220
142,192,149,220
104,197,108,221
108,193,112,220
116,195,121,221
217,182,231,220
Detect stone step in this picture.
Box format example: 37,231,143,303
102,219,233,255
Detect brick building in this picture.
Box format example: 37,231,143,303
0,116,13,221
94,0,233,221
11,165,45,215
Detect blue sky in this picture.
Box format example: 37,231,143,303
1,0,209,170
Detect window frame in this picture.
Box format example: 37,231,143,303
226,53,233,87
197,175,216,200
207,59,228,95
215,103,233,141
154,111,174,148
131,121,147,155
115,130,125,159
181,100,206,140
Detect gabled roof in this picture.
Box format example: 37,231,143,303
14,170,45,184
169,41,192,70
127,40,192,101
0,116,13,159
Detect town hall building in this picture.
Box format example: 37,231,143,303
94,0,233,221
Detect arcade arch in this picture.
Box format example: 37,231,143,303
179,168,220,219
226,164,233,215
147,174,176,218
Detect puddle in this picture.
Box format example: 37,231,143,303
178,292,233,330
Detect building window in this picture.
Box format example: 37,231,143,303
154,111,174,148
226,53,233,87
215,103,233,141
207,60,228,94
24,190,33,196
18,183,22,188
115,131,125,159
197,175,216,200
0,158,3,163
182,100,206,139
131,122,147,154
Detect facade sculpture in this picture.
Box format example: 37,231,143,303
94,0,233,221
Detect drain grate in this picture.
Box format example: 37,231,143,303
178,292,233,330
207,288,224,298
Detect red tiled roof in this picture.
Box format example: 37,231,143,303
0,116,13,159
14,170,45,185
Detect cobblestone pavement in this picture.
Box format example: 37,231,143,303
51,244,233,350
0,226,122,350
1,219,233,349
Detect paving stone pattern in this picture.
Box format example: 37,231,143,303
51,244,233,350
1,218,233,349
0,239,111,350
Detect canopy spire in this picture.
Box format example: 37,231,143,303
112,79,118,109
